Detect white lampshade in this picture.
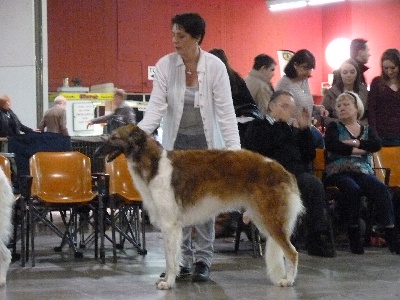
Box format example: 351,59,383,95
325,38,351,70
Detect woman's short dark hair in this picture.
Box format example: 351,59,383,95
381,48,400,81
171,13,206,45
252,54,276,70
284,49,316,79
334,58,362,93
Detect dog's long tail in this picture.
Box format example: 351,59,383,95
0,168,14,244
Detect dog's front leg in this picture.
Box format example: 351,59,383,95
156,226,182,290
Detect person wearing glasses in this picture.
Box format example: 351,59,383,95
244,90,335,257
276,49,328,148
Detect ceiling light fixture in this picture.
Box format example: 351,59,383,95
308,0,345,6
268,0,345,11
269,1,307,11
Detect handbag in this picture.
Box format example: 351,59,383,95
234,103,263,119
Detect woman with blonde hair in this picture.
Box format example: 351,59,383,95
324,92,400,255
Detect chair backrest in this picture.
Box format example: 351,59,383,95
373,146,400,188
30,151,95,203
313,148,325,180
105,154,141,202
0,155,11,180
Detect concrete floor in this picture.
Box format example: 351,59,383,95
5,222,400,300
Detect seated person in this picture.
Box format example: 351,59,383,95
244,90,335,257
324,91,400,255
0,95,35,137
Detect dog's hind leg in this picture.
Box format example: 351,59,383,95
156,225,182,290
265,231,298,287
255,193,303,287
0,242,11,287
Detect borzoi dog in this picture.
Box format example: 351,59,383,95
0,166,14,286
96,124,304,290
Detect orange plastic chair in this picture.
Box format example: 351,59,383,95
0,155,11,180
313,148,326,180
28,151,102,266
373,146,400,188
105,154,147,261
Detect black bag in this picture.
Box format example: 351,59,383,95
234,103,263,120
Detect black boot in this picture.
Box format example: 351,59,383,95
307,230,336,257
385,227,400,254
348,226,364,254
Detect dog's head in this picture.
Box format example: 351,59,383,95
95,124,150,162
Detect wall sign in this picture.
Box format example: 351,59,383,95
73,102,94,131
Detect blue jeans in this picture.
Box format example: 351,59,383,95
324,172,395,226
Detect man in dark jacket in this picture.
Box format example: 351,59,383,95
244,90,335,257
87,88,136,133
350,38,371,85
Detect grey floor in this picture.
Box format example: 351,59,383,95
5,220,400,300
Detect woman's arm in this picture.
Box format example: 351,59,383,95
358,126,382,153
324,122,353,155
138,57,169,134
211,59,241,150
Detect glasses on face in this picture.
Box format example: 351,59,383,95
298,64,313,71
277,103,291,109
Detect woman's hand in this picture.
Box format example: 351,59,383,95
342,139,359,147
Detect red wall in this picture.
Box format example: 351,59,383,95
48,0,400,96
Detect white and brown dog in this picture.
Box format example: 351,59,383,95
96,124,304,290
0,166,14,287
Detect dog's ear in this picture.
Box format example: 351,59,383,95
127,126,149,161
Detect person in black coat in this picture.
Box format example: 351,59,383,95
244,90,335,257
209,48,262,144
0,95,34,137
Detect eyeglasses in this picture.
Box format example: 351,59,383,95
277,103,292,109
297,64,313,71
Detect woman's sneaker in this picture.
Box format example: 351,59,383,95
192,261,210,282
159,266,192,280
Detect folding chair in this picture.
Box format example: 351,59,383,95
0,154,30,266
105,154,147,262
373,146,400,187
0,155,11,179
28,151,106,266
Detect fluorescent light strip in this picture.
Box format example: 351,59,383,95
308,0,345,5
269,1,307,11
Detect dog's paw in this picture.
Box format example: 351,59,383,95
156,281,173,290
276,278,294,287
156,278,166,284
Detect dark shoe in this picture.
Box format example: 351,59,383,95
160,266,191,280
192,261,210,282
307,231,336,258
348,226,364,254
385,227,400,254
